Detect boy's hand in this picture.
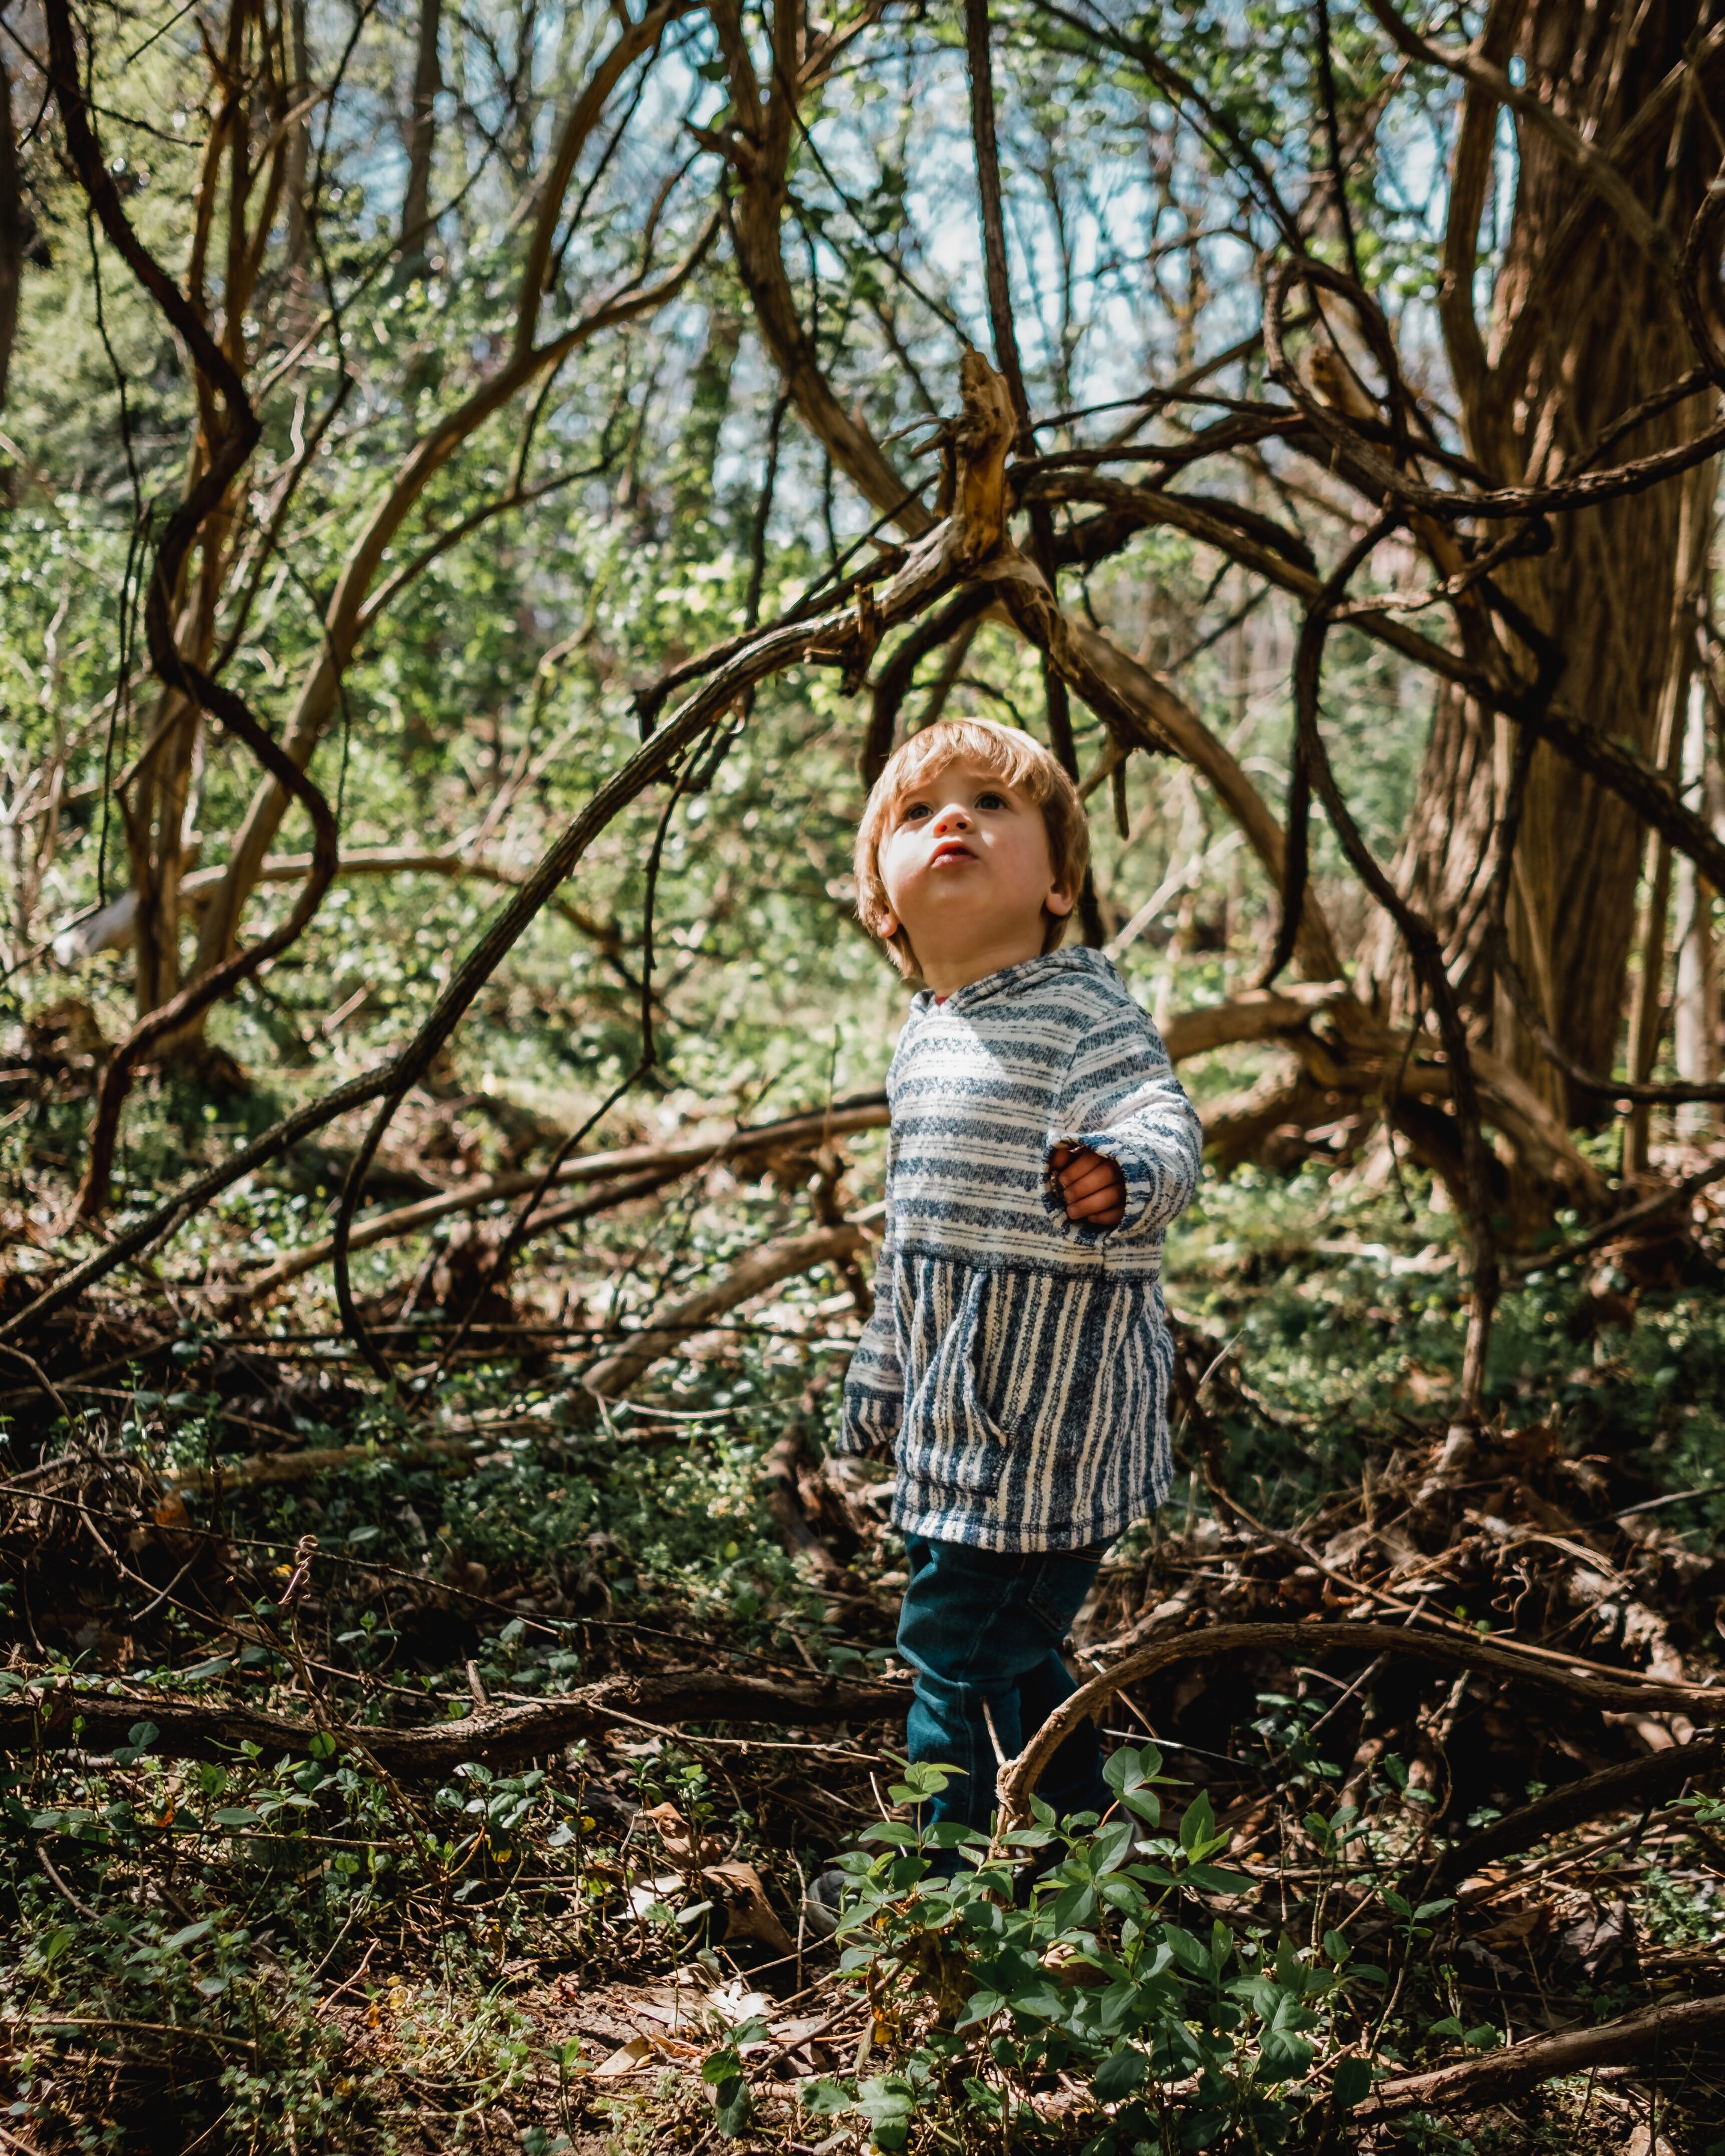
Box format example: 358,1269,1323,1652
1049,1142,1127,1228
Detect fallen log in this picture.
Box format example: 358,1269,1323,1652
1357,1992,1725,2117
998,1621,1722,1827
230,1098,888,1303
1436,1730,1725,1886
157,1434,488,1495
583,1222,868,1397
3,1669,906,1774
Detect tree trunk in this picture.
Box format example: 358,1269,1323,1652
0,44,21,413
400,0,443,268
1673,680,1721,1137
1364,0,1721,1146
285,0,311,291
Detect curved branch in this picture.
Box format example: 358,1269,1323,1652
582,1221,866,1396
1259,514,1386,988
973,544,1348,980
1435,1732,1725,1885
997,1620,1721,1827
709,0,931,533
326,443,1003,1374
46,0,338,1220
1027,469,1725,926
1264,256,1725,520
188,94,718,986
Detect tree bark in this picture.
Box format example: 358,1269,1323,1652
1366,0,1723,1131
1672,681,1721,1135
399,0,443,267
0,42,22,413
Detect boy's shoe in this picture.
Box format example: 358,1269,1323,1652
802,1868,849,1939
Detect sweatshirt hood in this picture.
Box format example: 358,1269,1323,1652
910,945,1120,1020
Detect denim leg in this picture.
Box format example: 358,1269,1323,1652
896,1536,1104,1838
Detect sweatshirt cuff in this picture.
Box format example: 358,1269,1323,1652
1042,1130,1156,1244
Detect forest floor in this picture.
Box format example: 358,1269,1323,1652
2,1014,1723,2154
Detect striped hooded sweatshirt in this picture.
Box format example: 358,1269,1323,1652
835,946,1203,1552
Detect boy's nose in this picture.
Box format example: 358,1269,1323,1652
932,802,972,833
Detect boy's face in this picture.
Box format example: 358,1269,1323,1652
877,755,1073,992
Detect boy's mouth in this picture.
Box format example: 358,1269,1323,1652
931,839,976,864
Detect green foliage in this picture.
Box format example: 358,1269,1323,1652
805,1748,1380,2150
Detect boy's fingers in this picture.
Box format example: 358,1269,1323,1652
1050,1145,1127,1225
1057,1149,1121,1189
1052,1143,1106,1183
1060,1163,1118,1203
1061,1153,1126,1224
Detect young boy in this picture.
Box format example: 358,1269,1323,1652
831,717,1202,1850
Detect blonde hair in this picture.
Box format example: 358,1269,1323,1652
853,719,1090,978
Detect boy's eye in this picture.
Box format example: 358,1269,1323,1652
903,801,931,821
975,791,1006,811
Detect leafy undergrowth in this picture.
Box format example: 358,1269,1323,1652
4,1077,1724,2151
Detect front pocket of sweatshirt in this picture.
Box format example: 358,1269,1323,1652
901,1264,1010,1497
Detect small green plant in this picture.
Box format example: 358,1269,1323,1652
801,1746,1386,2151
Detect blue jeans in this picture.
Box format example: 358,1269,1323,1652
895,1534,1108,1840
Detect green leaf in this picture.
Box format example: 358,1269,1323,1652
859,1821,920,1847
1006,1982,1066,2020
799,2079,852,2118
1092,1818,1136,1875
1178,1788,1215,1855
1332,2057,1374,2109
1104,1741,1165,1793
953,1990,1004,2030
163,1919,213,1953
212,1807,262,1827
1092,2040,1148,2102
1162,1924,1211,1978
1184,1864,1255,1895
712,2074,750,2137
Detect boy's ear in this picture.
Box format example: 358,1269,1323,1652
1045,887,1074,920
880,911,901,937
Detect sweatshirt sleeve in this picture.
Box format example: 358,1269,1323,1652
835,1153,905,1454
1043,989,1202,1245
